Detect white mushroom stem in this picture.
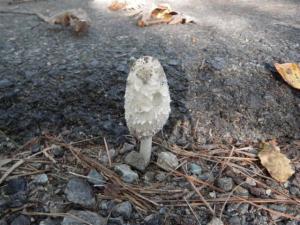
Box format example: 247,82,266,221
139,136,152,166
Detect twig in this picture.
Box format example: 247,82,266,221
188,179,215,216
184,197,202,224
0,159,24,185
103,137,112,167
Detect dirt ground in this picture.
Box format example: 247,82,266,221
0,0,300,224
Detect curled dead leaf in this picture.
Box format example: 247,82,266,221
108,0,128,11
47,8,91,33
274,63,300,89
258,141,294,183
137,4,195,27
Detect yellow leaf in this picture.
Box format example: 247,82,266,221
258,141,294,182
274,63,300,89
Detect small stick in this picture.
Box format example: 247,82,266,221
103,137,112,167
0,159,24,185
184,197,202,224
188,179,215,216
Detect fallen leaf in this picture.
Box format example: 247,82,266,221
258,141,295,182
108,0,127,11
274,63,300,89
47,8,91,33
137,4,195,27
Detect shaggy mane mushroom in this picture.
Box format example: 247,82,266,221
124,56,171,170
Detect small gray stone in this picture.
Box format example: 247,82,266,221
0,79,13,88
217,177,233,192
155,172,167,182
11,215,30,225
286,221,298,225
143,171,155,183
125,151,146,171
238,203,249,214
87,169,105,186
168,59,179,66
62,210,106,225
39,218,61,225
65,178,96,208
52,145,64,158
207,217,224,225
120,143,135,154
234,186,249,197
144,214,162,225
188,163,202,175
31,143,41,154
112,201,132,219
108,217,124,225
5,177,27,195
114,164,138,183
33,174,48,185
268,204,287,212
157,152,179,171
228,216,241,225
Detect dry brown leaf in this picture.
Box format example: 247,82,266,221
274,63,300,89
108,1,128,11
258,141,295,183
47,9,91,33
137,4,195,27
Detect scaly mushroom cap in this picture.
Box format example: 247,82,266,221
125,56,171,139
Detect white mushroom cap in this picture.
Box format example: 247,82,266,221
125,56,171,139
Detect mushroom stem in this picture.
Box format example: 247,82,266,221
139,136,152,166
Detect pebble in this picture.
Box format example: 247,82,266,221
114,164,138,183
33,174,48,185
0,79,13,88
143,171,155,183
289,186,300,197
144,214,162,225
268,204,287,212
207,217,224,225
157,152,179,171
124,151,147,171
64,178,96,208
108,217,124,225
188,163,202,175
112,201,132,219
11,215,30,225
52,145,64,158
31,143,41,154
62,210,106,225
238,203,249,214
120,143,135,154
155,172,167,182
217,177,233,192
99,200,115,217
87,169,105,186
234,186,249,197
228,216,241,225
209,57,226,70
39,218,61,225
5,177,27,195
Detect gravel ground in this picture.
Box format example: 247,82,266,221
0,0,300,224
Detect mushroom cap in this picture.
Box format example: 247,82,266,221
124,56,171,139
